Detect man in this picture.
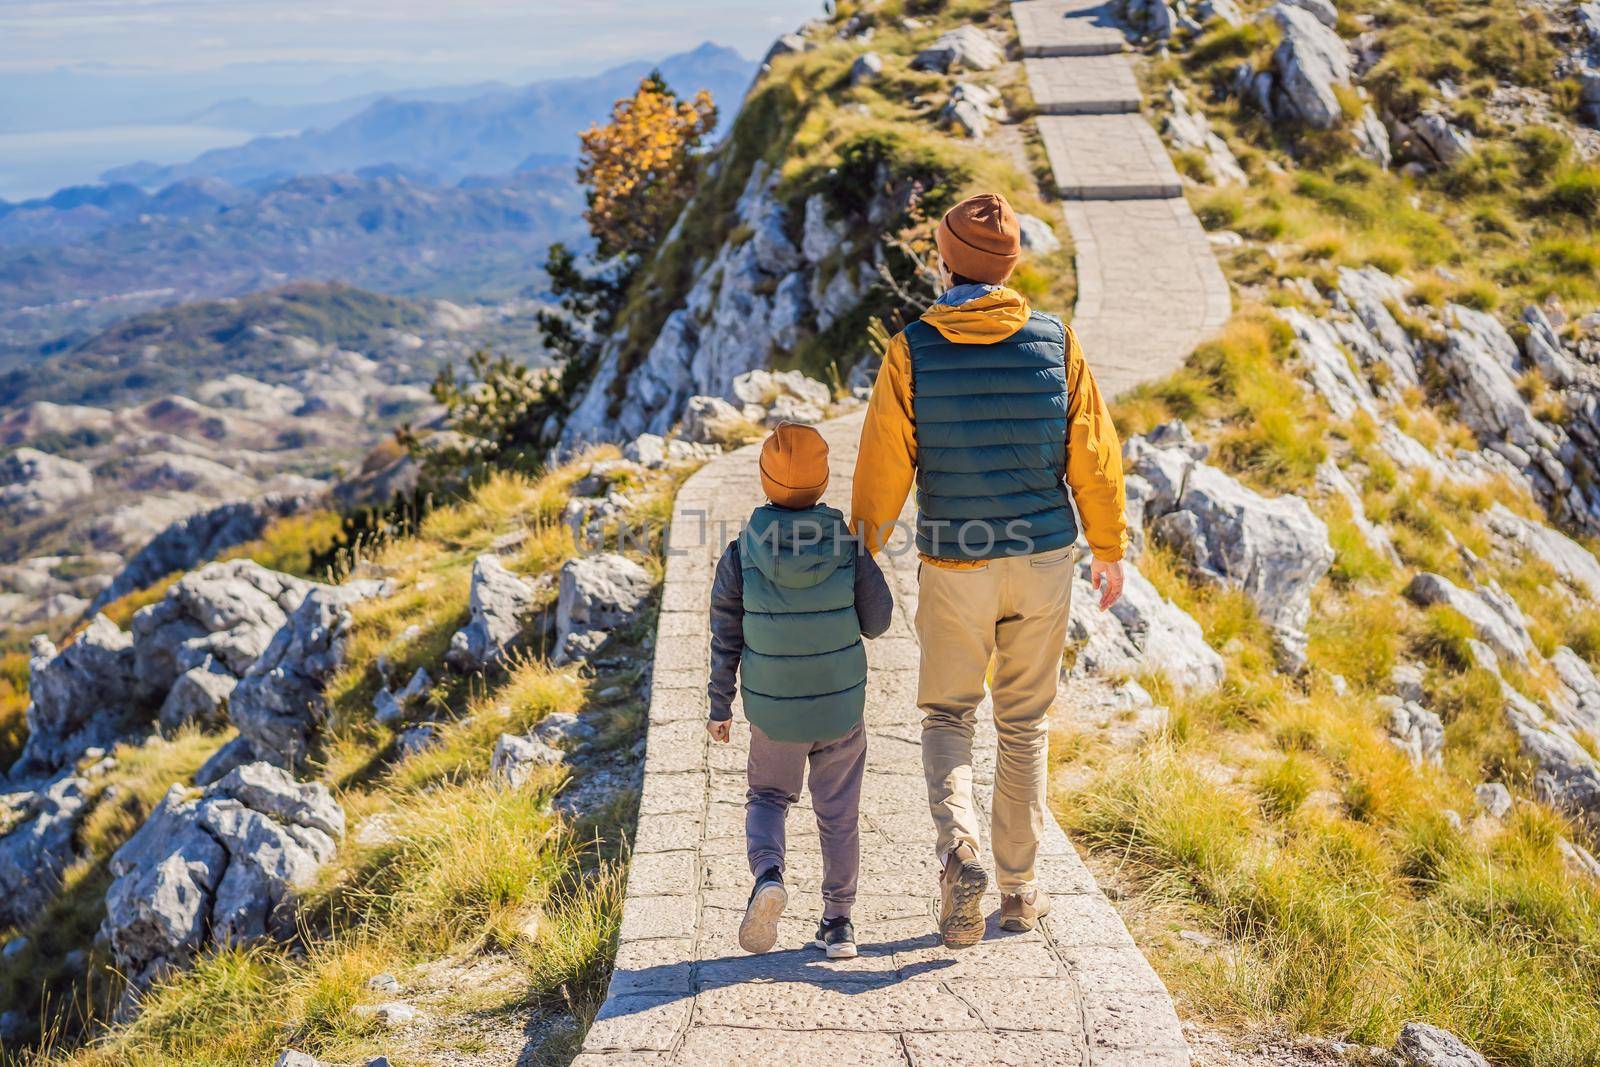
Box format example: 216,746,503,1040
851,192,1127,948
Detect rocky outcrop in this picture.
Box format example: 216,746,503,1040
1551,647,1600,736
0,774,90,929
1315,459,1395,560
12,614,140,778
1483,503,1600,598
554,554,653,664
0,448,94,519
446,555,538,672
199,580,388,781
1394,1022,1489,1067
1068,558,1225,690
100,763,342,994
90,493,315,613
491,732,563,788
911,26,1004,72
1434,303,1600,538
1405,572,1535,665
621,433,716,469
1502,683,1600,830
942,82,1005,139
1164,87,1246,186
1383,697,1445,766
131,560,319,731
1126,424,1334,672
1258,2,1352,128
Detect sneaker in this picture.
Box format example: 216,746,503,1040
738,866,787,954
812,916,858,960
937,842,988,949
999,888,1052,932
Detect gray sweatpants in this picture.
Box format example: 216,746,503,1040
746,721,866,920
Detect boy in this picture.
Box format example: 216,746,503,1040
707,422,894,959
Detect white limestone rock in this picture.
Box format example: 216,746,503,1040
0,774,90,929
131,559,318,701
1016,213,1062,255
1501,683,1600,829
1164,87,1247,185
491,732,564,788
680,396,747,444
1068,558,1225,691
554,554,653,665
1278,307,1379,420
1332,266,1421,391
1394,1021,1489,1067
12,614,139,778
1475,782,1512,819
1129,427,1334,672
1382,697,1445,766
91,494,314,614
447,555,537,673
374,667,433,726
1405,572,1535,665
911,26,1004,72
1482,503,1600,598
1411,112,1475,165
848,51,885,87
1352,104,1392,168
100,763,342,995
1264,3,1352,128
212,580,388,776
1521,305,1576,386
1278,0,1337,28
730,368,831,410
1315,459,1395,560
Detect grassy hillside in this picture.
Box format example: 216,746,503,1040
598,0,1076,402
1047,3,1600,1063
1,451,685,1064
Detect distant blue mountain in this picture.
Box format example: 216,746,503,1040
103,42,755,190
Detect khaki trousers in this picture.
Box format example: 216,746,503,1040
915,546,1076,894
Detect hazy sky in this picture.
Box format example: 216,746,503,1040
0,0,822,80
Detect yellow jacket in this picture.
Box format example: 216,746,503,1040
850,287,1128,566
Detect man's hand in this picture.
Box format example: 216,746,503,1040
1090,559,1124,611
707,719,731,743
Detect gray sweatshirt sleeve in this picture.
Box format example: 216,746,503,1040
706,540,743,722
854,547,895,640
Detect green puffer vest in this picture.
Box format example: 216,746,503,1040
738,503,867,743
906,313,1079,560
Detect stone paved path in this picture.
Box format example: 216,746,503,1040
574,7,1232,1064
1017,0,1232,397
576,421,1188,1067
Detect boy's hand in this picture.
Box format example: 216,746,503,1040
707,719,731,743
1091,559,1124,611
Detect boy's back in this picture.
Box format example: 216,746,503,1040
704,423,893,959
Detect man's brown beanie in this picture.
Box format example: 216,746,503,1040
935,192,1021,284
759,422,830,509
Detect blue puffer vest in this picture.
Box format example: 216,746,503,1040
906,312,1078,560
738,503,867,743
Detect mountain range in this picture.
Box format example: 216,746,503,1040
98,43,755,190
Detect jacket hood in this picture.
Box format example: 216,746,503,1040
921,285,1032,344
740,504,852,590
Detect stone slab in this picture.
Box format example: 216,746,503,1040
1038,113,1184,199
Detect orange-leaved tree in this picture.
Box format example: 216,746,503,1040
577,71,717,260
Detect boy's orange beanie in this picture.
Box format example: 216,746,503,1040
759,422,830,509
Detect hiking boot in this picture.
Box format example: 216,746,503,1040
999,889,1052,932
812,916,858,960
738,866,787,954
937,842,988,948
